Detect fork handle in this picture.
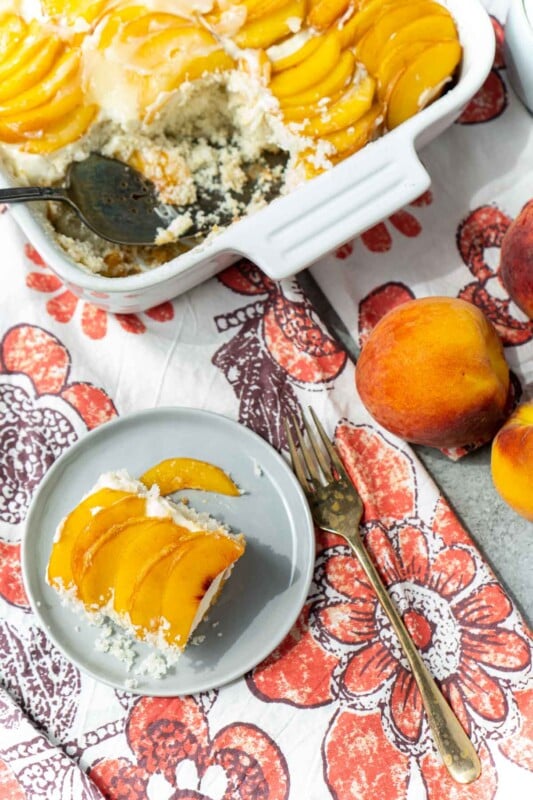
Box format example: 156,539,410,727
349,536,481,785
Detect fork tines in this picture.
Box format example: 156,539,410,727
285,408,348,491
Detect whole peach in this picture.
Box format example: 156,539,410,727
491,401,533,521
499,200,533,319
355,297,510,448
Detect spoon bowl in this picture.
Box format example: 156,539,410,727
0,151,286,246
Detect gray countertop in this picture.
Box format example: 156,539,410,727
415,443,533,627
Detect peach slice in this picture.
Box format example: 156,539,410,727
270,31,341,98
0,13,27,59
40,0,108,24
0,39,64,103
70,494,146,585
96,6,148,50
376,39,436,100
307,0,351,31
133,26,219,70
280,49,355,108
243,0,295,22
326,102,383,160
119,12,191,40
141,47,235,108
20,104,98,153
235,0,306,49
128,543,184,631
338,0,414,49
0,49,80,114
355,1,447,74
386,39,461,129
112,520,196,613
176,49,235,84
301,74,375,136
47,488,130,590
0,22,50,83
140,457,240,497
77,517,165,606
379,13,458,59
79,517,194,607
0,85,84,139
161,532,245,648
269,33,322,73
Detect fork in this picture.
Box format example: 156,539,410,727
285,408,481,785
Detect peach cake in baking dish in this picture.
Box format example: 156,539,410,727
0,0,461,275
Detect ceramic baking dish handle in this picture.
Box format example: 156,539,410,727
236,136,431,281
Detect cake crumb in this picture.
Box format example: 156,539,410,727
252,459,263,477
94,624,137,672
135,652,171,680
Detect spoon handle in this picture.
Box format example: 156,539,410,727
0,186,67,204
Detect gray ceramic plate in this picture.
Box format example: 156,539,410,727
22,407,315,696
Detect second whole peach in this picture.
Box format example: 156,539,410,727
355,296,511,449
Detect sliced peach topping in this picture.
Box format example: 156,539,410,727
0,49,81,114
78,517,197,608
386,39,461,129
270,30,341,98
328,103,384,162
355,1,447,74
280,49,355,108
269,33,321,74
21,104,98,154
161,532,245,648
140,457,240,496
235,0,306,49
47,488,131,591
112,520,196,612
307,0,352,31
70,494,146,585
128,544,183,631
301,74,376,137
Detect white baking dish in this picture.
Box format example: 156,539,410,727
1,0,495,313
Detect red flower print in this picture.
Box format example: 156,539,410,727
263,293,346,384
0,323,117,608
335,242,353,260
359,191,432,254
457,17,507,124
24,244,174,339
214,261,346,450
456,205,533,347
358,282,415,348
248,422,532,796
499,688,533,770
0,759,25,800
90,696,290,800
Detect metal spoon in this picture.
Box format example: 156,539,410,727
0,151,286,246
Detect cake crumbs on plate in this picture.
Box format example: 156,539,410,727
135,652,173,680
252,459,263,477
94,624,137,672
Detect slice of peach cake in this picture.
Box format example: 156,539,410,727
47,467,245,654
